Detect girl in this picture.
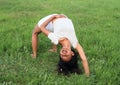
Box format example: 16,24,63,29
31,14,90,76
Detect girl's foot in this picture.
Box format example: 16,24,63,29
49,49,57,52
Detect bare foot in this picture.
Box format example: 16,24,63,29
49,49,57,52
31,54,36,58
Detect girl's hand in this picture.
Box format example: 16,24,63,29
55,14,66,18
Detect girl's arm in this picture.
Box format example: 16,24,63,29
40,14,66,36
40,15,55,36
76,43,90,77
40,14,66,45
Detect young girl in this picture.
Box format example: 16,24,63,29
31,14,90,76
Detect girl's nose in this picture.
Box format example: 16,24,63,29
62,50,67,54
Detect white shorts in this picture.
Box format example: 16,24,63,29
37,14,57,32
38,21,53,32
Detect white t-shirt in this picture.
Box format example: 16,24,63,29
37,14,78,48
53,18,78,48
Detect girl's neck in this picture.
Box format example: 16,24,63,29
59,38,71,48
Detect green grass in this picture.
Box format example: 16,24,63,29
0,0,120,85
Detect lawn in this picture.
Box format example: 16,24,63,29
0,0,120,85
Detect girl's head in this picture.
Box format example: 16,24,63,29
60,47,74,62
57,48,82,75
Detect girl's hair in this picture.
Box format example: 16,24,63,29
57,48,82,75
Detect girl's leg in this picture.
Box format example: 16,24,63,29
31,25,42,58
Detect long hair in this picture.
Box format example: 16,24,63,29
57,48,82,75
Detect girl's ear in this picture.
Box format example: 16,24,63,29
71,51,74,56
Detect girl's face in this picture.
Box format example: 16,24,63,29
60,47,74,62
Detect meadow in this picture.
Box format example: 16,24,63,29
0,0,120,85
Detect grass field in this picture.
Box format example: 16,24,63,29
0,0,120,85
